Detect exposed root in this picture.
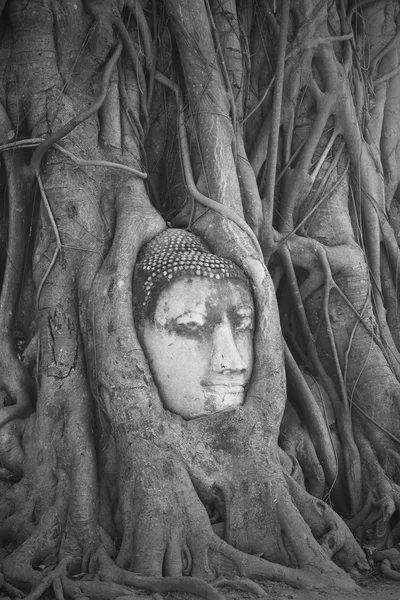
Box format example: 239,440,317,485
0,419,26,477
52,144,147,178
214,575,268,597
0,103,34,428
373,548,400,570
61,577,152,600
262,0,290,253
52,576,65,600
284,474,370,575
2,580,26,598
279,238,363,512
9,539,358,600
211,538,359,591
29,43,123,176
353,424,398,548
12,521,360,600
319,521,346,559
154,70,263,260
3,472,69,590
346,492,373,531
381,558,400,580
22,558,70,600
96,547,224,600
35,174,62,308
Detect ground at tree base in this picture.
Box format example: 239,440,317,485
237,576,400,600
28,575,400,600
155,577,400,600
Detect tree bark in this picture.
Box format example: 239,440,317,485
1,0,400,597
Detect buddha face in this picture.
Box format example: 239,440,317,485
140,277,255,419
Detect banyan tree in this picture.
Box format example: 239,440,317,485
1,0,400,598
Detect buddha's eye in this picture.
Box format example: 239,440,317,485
171,313,207,336
234,315,253,332
177,321,203,333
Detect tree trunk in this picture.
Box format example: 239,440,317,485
1,0,400,598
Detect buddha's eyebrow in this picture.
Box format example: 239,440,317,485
164,310,207,332
169,308,207,321
235,306,253,315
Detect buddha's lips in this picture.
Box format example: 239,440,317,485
201,382,245,394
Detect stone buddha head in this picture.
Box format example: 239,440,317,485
133,229,255,420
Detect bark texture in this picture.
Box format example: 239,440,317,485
0,0,400,598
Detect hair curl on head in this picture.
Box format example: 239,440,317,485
132,228,249,328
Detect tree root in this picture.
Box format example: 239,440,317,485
262,0,290,253
381,559,400,580
284,343,340,496
279,238,364,512
0,103,34,429
29,43,122,177
3,472,69,590
214,575,268,597
373,548,400,569
155,70,263,260
346,492,373,531
95,547,224,600
284,474,370,576
211,538,359,591
62,577,154,600
2,580,26,598
352,424,398,549
13,532,361,600
21,558,70,600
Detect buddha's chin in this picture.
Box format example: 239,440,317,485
165,386,246,419
202,386,245,414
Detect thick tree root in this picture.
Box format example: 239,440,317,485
21,558,70,600
5,550,225,600
212,538,359,591
2,472,69,590
350,423,400,549
372,549,400,580
214,575,268,597
62,577,160,600
381,559,400,580
2,580,26,598
0,103,34,429
12,537,360,600
284,474,370,575
96,547,224,600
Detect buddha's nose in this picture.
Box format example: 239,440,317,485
211,321,246,375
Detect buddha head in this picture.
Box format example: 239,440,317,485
133,229,255,420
